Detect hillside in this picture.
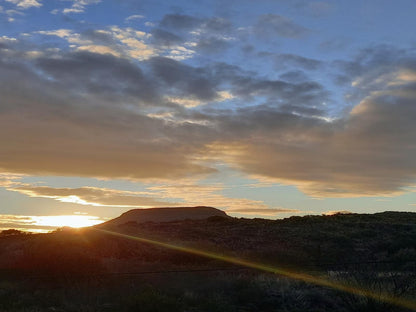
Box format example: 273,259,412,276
98,206,228,228
0,210,415,312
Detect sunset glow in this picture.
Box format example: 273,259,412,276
0,0,414,227
0,214,105,233
0,2,415,311
33,215,104,228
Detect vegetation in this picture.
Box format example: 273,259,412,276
0,229,27,236
0,211,415,311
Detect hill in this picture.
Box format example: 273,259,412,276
98,206,228,228
0,210,415,312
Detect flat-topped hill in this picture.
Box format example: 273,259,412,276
98,206,228,228
0,211,415,312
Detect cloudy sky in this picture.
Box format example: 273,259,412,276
1,0,416,231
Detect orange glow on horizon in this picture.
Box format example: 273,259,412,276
0,214,105,233
33,215,104,228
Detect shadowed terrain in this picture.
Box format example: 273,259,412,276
98,206,228,227
0,208,415,311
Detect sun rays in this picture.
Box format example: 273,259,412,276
96,228,416,311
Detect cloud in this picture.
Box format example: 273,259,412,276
34,51,158,102
156,14,233,55
226,208,301,217
5,180,279,216
79,29,117,45
0,173,25,187
5,0,41,9
194,36,231,54
255,14,310,39
35,14,233,62
62,0,101,14
11,186,174,207
37,27,155,60
160,14,201,31
1,43,329,186
36,29,91,45
0,7,24,22
279,70,310,82
165,90,233,108
333,45,404,88
0,35,18,44
202,17,232,33
76,45,120,57
274,54,322,71
0,107,213,179
125,14,144,22
148,56,219,101
108,26,155,60
0,214,40,231
1,38,416,199
0,48,217,180
159,14,231,33
211,64,416,197
150,28,184,47
35,26,197,61
148,183,274,212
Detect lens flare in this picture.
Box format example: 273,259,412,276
96,228,416,311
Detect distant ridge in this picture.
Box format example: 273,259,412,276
98,206,229,228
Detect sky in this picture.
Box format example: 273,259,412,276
1,0,416,232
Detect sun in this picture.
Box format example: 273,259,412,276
33,215,104,228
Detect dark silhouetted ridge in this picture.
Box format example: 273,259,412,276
98,206,228,228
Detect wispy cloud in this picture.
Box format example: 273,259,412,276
4,180,285,218
10,186,174,208
254,14,310,39
5,0,41,9
125,14,144,22
0,173,25,187
62,0,100,14
36,29,91,45
227,208,301,217
148,182,275,213
0,35,18,43
35,26,196,61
